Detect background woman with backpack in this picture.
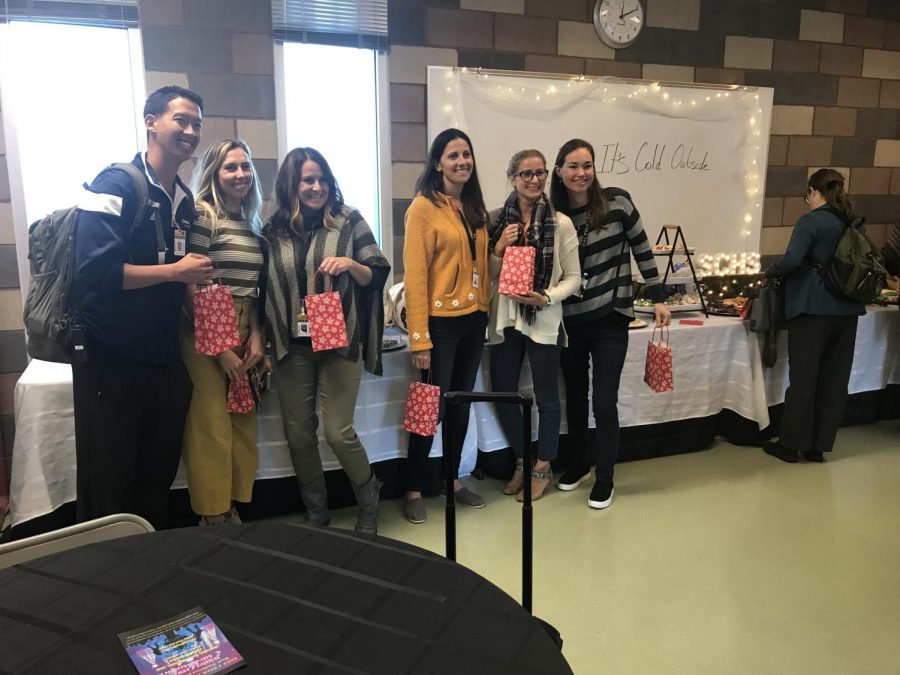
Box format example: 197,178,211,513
762,168,866,464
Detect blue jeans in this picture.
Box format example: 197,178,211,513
405,311,487,492
561,318,629,485
489,327,562,462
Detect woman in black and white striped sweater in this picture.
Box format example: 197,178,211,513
550,138,671,511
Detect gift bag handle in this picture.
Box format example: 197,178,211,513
651,324,670,346
197,261,223,292
313,269,335,295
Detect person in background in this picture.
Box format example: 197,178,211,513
180,139,267,525
488,149,581,501
402,128,491,524
72,85,211,528
550,138,670,510
263,147,390,534
762,168,865,464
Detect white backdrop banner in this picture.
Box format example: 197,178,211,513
426,67,774,257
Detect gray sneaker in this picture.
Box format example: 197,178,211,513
404,497,427,524
453,485,486,509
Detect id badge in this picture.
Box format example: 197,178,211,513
173,229,187,257
293,319,311,338
472,270,480,289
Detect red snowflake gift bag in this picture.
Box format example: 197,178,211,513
498,245,536,296
194,274,241,356
305,274,349,352
226,373,255,414
644,326,674,393
402,371,441,437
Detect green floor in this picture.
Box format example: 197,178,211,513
294,421,900,674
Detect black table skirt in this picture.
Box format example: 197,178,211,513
9,385,898,540
0,523,572,674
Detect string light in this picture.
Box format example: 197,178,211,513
442,69,766,257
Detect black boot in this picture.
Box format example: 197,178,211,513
299,474,330,526
352,471,382,535
763,440,799,463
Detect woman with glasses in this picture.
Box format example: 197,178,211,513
402,128,491,524
263,147,390,534
762,168,865,464
550,138,670,510
488,149,581,501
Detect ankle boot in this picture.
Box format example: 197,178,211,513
352,471,382,535
299,474,330,526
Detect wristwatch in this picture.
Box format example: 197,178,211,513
541,291,553,306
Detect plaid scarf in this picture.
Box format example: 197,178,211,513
491,190,556,324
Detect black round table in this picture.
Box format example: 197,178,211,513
0,522,572,673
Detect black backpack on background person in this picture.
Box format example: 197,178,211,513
809,213,886,304
23,163,152,363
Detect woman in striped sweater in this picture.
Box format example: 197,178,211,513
181,139,268,525
550,138,671,510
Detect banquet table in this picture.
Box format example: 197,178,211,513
9,307,899,529
0,522,571,673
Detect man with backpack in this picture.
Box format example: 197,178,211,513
72,85,213,528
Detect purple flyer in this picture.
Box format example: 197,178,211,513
118,607,245,674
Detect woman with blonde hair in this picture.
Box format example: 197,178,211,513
263,147,390,534
489,148,581,501
763,168,865,463
181,138,268,525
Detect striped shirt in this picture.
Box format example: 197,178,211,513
189,212,264,297
561,189,665,326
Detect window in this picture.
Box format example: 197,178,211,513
0,9,145,300
272,0,390,249
0,21,145,223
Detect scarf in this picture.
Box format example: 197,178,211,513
491,190,556,324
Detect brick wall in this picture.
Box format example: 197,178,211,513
139,0,278,200
387,0,900,270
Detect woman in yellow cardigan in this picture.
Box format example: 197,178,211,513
402,128,491,524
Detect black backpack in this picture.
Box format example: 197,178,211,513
23,163,152,363
809,213,886,303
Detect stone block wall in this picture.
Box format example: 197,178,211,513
387,0,900,268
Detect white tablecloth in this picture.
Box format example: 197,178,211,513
10,308,899,527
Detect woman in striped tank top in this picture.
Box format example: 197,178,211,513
180,139,269,526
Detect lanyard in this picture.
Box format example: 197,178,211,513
457,209,476,261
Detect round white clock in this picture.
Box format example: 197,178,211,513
593,0,645,49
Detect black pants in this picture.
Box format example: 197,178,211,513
561,318,629,485
780,314,858,454
72,348,192,529
489,327,562,462
405,312,487,492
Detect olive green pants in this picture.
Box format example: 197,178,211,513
272,344,372,487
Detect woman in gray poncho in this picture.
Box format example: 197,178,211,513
263,147,390,534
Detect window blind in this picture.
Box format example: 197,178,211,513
271,0,388,51
1,0,138,28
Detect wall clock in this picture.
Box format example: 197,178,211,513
593,0,645,49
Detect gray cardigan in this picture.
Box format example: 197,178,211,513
768,205,865,320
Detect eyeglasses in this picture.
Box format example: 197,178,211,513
516,169,548,182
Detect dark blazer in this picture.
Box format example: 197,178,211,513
767,205,865,321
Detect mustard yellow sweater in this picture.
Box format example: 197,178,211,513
403,193,490,352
